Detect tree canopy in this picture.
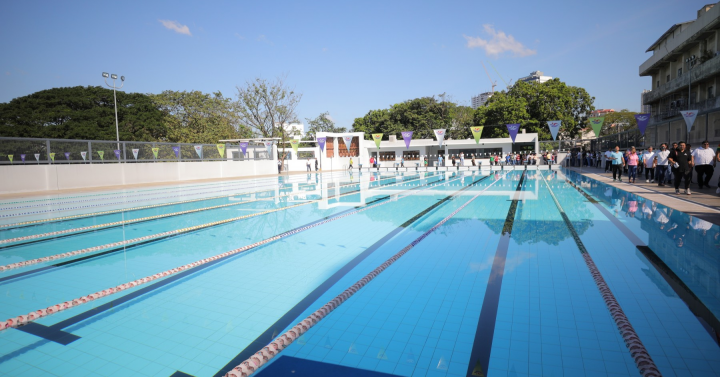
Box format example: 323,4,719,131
150,90,251,143
304,112,346,141
351,95,474,140
0,86,166,141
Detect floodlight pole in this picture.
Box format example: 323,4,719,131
103,73,125,150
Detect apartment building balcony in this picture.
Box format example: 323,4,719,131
639,5,720,76
650,96,720,123
643,54,720,104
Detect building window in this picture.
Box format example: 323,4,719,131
326,137,334,158
402,150,420,160
379,151,395,161
298,151,315,159
338,137,359,157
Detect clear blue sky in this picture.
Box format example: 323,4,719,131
0,0,706,131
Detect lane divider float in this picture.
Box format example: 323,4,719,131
540,173,661,377
0,172,411,229
0,173,439,271
0,171,465,331
222,172,508,377
0,173,413,246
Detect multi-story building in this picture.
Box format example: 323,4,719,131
471,92,493,109
640,3,720,147
518,71,553,84
641,90,652,113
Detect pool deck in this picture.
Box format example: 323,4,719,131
567,166,720,225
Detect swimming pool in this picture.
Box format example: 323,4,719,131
0,168,718,377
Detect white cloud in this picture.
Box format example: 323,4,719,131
234,33,245,40
158,20,192,36
463,25,536,57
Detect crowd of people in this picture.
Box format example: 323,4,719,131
580,140,719,196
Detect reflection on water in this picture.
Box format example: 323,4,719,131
568,171,720,319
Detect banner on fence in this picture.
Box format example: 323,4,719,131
34,154,40,161
20,154,25,162
239,142,249,156
64,152,70,160
80,151,87,160
7,155,12,163
589,117,604,137
113,150,121,160
216,144,225,157
172,146,180,158
402,131,413,149
50,152,56,161
681,110,699,134
433,129,446,147
471,127,483,144
547,121,561,140
506,124,520,143
194,145,203,159
372,133,383,149
132,149,139,160
152,148,160,159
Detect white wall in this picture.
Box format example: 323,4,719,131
0,160,277,195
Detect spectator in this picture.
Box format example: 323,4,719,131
627,147,639,184
668,141,693,195
692,140,715,189
654,144,670,187
642,147,655,182
609,146,625,182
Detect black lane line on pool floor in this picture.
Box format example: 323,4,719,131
0,174,417,249
467,172,525,377
0,174,441,285
564,176,720,344
203,175,490,377
13,173,461,345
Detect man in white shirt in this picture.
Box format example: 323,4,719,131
653,143,670,187
692,140,716,189
604,149,613,172
642,146,656,182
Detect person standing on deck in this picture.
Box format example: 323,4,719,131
627,147,639,184
643,147,655,182
604,149,613,172
460,153,465,167
306,158,311,172
668,141,693,195
692,141,715,189
654,144,670,187
609,146,625,182
348,158,353,169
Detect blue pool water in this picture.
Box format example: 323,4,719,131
0,168,718,377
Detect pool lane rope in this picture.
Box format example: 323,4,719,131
0,173,415,246
0,169,358,212
0,172,409,228
222,172,508,377
0,171,468,331
539,173,662,377
0,173,440,272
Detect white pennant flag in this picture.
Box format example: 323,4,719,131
80,151,87,160
547,121,561,141
264,141,274,157
34,153,40,161
132,148,139,160
342,136,353,152
681,110,698,134
433,129,446,147
194,145,203,158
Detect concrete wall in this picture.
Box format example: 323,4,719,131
0,160,276,195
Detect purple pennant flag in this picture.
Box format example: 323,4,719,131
506,124,520,143
317,137,326,152
239,142,249,155
113,150,121,160
20,154,26,162
634,114,650,135
172,146,180,158
401,131,413,149
64,152,70,160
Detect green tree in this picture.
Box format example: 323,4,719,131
0,86,166,141
473,92,531,138
235,76,302,167
599,109,638,135
304,112,346,141
150,90,251,143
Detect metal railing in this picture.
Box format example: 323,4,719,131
0,137,272,165
539,128,646,153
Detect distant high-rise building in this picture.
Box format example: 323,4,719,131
471,92,493,109
641,90,651,113
518,71,553,84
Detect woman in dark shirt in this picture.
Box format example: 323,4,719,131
668,141,694,195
